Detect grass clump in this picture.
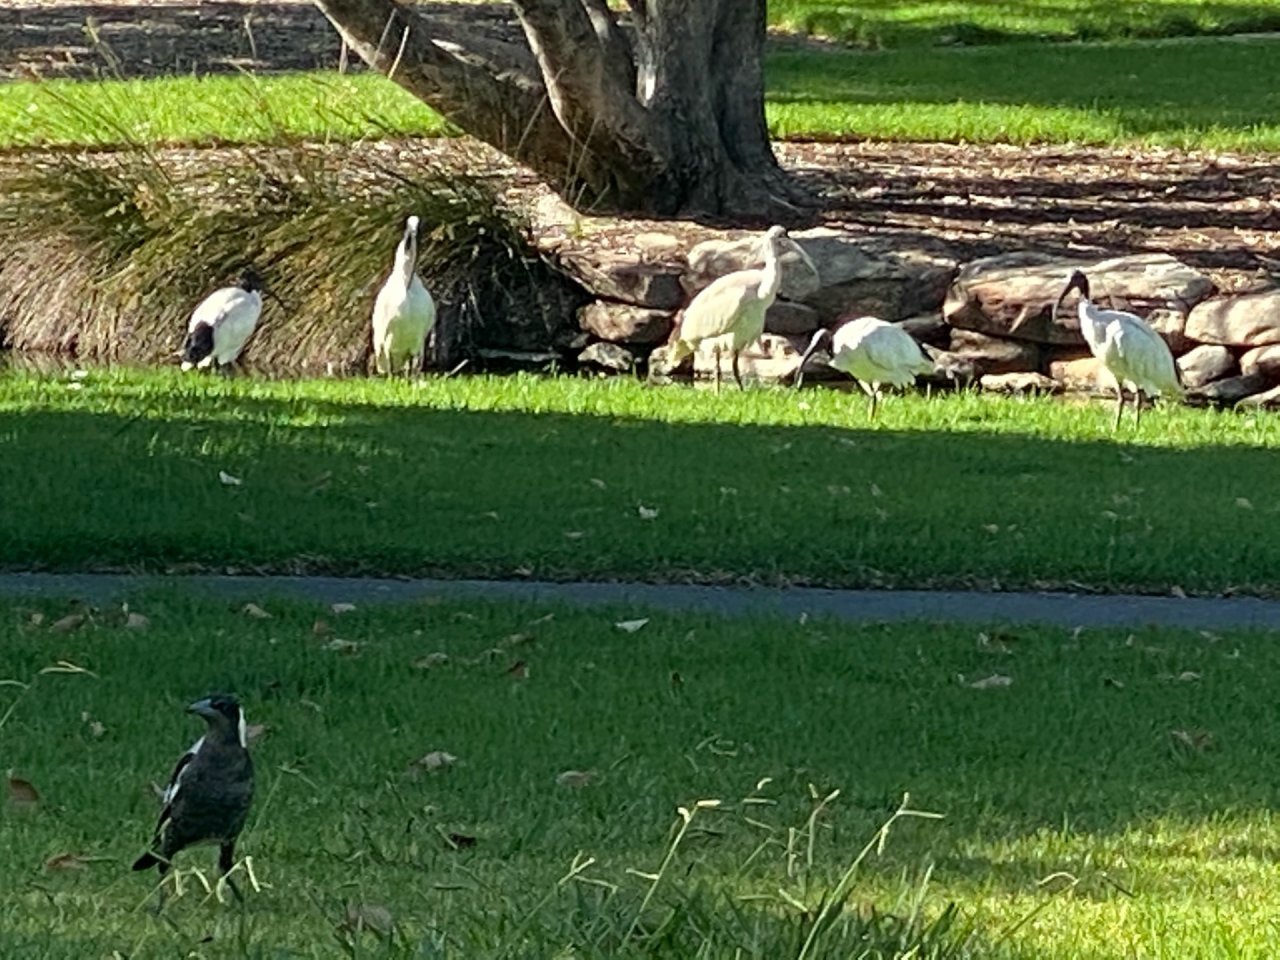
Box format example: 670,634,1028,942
1,370,1279,594
2,593,1278,957
0,96,574,369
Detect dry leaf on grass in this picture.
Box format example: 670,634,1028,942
343,902,393,937
506,660,529,679
963,673,1013,690
27,612,44,627
1170,728,1215,752
503,633,534,648
312,619,332,636
1235,497,1254,510
242,603,271,620
8,775,40,809
323,638,363,654
563,530,585,540
413,652,450,670
330,603,357,615
245,724,268,744
615,618,650,633
1170,585,1188,599
589,478,606,489
415,750,458,772
637,504,659,520
124,612,149,630
44,852,90,871
50,613,85,633
218,470,243,487
556,769,598,788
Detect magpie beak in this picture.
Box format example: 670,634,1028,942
187,697,218,720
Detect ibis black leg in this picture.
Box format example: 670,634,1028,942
732,350,745,391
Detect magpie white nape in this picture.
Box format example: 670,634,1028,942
371,215,437,377
133,693,255,907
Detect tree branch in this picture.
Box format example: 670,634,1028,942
312,0,570,168
578,0,636,93
511,0,660,171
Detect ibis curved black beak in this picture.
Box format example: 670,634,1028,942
794,328,831,390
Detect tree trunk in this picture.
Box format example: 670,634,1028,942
312,0,812,220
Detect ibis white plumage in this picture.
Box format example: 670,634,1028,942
667,225,788,391
372,215,436,377
1017,270,1182,430
795,316,934,418
180,268,270,372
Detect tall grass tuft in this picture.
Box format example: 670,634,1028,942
0,91,582,370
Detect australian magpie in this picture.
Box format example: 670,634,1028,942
133,694,255,902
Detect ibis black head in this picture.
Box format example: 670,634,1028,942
237,268,264,294
794,327,832,390
1055,270,1091,316
188,693,246,744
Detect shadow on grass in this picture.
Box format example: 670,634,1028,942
0,387,1276,593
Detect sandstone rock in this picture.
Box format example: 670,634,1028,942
646,343,682,381
683,234,821,302
944,252,1214,345
1189,372,1272,406
1236,384,1280,410
1145,308,1194,355
765,300,822,335
792,230,956,322
921,348,978,388
1240,343,1280,379
633,232,684,263
577,301,672,345
692,333,809,385
560,251,684,309
980,372,1061,394
1176,344,1235,388
896,313,951,347
1048,355,1103,392
1185,289,1280,347
948,328,1041,376
578,341,635,372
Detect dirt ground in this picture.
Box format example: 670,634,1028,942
2,0,1278,284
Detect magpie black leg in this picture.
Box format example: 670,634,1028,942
219,842,244,903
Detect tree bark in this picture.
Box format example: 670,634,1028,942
312,0,812,220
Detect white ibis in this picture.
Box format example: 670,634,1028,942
372,215,437,377
795,316,934,418
667,225,788,392
1017,270,1182,430
180,268,274,372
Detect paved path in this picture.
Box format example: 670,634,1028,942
2,573,1279,630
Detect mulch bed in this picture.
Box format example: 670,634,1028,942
2,1,1278,287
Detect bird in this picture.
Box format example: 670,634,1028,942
1016,269,1182,430
180,268,275,373
794,316,934,418
372,215,437,377
133,694,255,904
666,225,789,392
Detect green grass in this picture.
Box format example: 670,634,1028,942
3,593,1279,957
2,369,1279,594
771,0,1280,46
4,35,1280,151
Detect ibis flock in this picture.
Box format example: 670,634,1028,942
183,220,1182,429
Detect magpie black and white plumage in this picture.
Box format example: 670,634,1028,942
181,269,273,372
133,694,255,901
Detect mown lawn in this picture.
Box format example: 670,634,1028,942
3,35,1280,150
2,593,1277,958
1,369,1278,594
772,0,1280,46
